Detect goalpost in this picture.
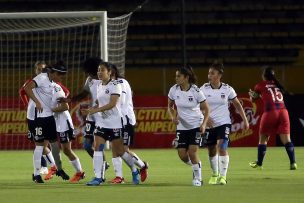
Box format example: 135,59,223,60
0,11,132,149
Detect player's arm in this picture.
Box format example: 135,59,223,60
24,81,43,112
87,94,119,115
19,85,29,106
58,89,90,103
200,100,210,134
231,97,250,130
52,102,69,112
168,98,178,124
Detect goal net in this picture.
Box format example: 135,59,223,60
0,11,132,150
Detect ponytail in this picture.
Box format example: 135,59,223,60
262,66,286,94
178,65,197,84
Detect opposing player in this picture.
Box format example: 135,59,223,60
249,66,297,170
19,61,48,175
50,62,85,183
24,63,60,183
168,66,210,187
85,62,140,186
200,62,249,185
109,63,148,184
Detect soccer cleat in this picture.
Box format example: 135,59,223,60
290,163,297,170
208,174,219,185
33,174,44,183
86,177,103,186
110,176,125,184
56,169,70,180
218,176,227,185
69,171,85,183
39,167,49,175
44,166,57,180
249,161,263,169
132,169,140,185
192,179,202,187
105,161,110,171
140,161,149,182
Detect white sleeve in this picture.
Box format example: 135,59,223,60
110,82,121,96
197,90,206,103
83,77,90,92
168,86,175,100
228,87,237,100
32,74,43,87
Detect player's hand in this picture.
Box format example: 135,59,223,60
200,123,206,134
172,116,179,125
80,108,90,116
244,120,250,131
35,101,43,113
57,97,71,103
207,118,214,128
248,89,258,99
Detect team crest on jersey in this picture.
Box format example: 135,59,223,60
176,95,180,99
221,94,225,99
188,96,193,101
105,89,109,94
54,86,61,92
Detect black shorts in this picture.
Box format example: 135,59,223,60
84,121,96,138
94,127,122,142
175,127,201,148
34,116,57,142
123,116,135,146
27,119,36,141
58,129,76,144
204,124,231,146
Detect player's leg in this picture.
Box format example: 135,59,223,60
205,128,218,184
83,121,95,157
188,128,202,186
176,130,192,165
217,125,231,185
87,127,106,186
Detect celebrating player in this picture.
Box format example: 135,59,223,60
200,62,249,185
168,66,209,187
85,62,140,186
249,66,297,170
109,63,148,184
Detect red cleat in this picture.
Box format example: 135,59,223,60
69,171,85,183
44,166,57,180
140,162,149,182
110,176,125,184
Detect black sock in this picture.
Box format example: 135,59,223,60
257,144,267,166
285,142,296,164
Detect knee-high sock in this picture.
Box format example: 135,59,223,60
209,155,218,175
45,151,56,167
33,146,43,176
219,155,229,177
121,152,137,172
192,161,202,181
257,144,267,166
285,142,296,164
50,142,62,170
132,153,145,168
70,158,82,172
112,157,123,178
93,151,104,179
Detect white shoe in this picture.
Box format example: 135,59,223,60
40,167,49,175
192,179,202,187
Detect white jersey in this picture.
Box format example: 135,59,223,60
95,79,123,129
27,98,36,120
117,78,136,126
168,84,206,130
51,83,74,132
32,72,55,118
200,83,237,128
83,76,100,122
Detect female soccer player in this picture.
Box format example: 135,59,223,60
200,62,249,185
109,63,148,184
50,62,85,183
249,66,297,170
85,62,140,186
168,66,210,187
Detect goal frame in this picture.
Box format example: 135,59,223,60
0,11,108,61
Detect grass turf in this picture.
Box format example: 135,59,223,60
0,147,303,203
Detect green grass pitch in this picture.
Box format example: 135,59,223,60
0,147,303,203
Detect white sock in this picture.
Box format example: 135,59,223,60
70,158,82,172
219,155,229,177
192,162,202,181
209,155,219,175
45,151,56,167
132,153,145,168
33,146,43,176
121,152,137,172
112,157,123,178
93,151,104,179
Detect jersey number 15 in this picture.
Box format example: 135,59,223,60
267,87,283,102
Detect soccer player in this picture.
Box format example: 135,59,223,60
109,63,148,184
24,63,61,183
200,62,249,185
168,66,210,187
50,62,85,183
58,58,109,171
249,66,297,170
85,62,140,186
